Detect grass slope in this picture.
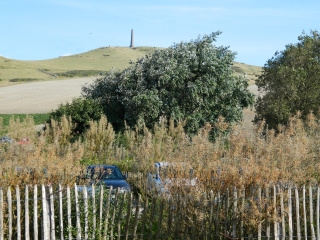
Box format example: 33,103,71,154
0,46,261,87
0,47,156,87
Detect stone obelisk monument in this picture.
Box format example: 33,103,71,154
129,29,134,48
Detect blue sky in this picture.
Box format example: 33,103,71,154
0,0,319,66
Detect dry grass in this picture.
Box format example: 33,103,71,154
1,112,320,192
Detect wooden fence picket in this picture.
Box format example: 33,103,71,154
103,186,113,240
280,188,285,240
25,185,30,240
273,186,278,240
83,185,88,240
92,184,96,239
117,192,127,240
58,184,64,240
16,186,21,240
42,185,49,240
74,184,81,240
295,187,301,240
232,187,238,239
257,187,261,240
139,196,148,240
132,195,141,240
124,193,132,240
310,186,316,240
49,185,55,240
317,187,320,240
303,185,307,239
7,187,12,240
288,187,293,240
99,185,104,234
34,185,38,240
0,188,3,240
67,186,72,240
3,183,320,239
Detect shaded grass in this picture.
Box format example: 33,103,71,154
9,78,40,82
0,113,49,127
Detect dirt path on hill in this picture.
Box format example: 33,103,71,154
0,77,96,114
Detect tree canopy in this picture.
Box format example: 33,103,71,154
82,32,254,136
254,30,320,129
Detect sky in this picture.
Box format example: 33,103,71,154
0,0,319,66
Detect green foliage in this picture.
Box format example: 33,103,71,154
82,32,254,137
0,114,49,126
48,98,104,136
254,30,320,129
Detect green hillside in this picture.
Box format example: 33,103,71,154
0,46,261,87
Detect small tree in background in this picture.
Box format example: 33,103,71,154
254,30,320,129
82,32,254,137
48,98,104,136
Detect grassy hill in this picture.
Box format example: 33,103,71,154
0,46,261,87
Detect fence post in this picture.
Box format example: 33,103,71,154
67,186,72,240
117,192,127,240
34,185,38,240
0,188,3,240
317,187,320,240
266,187,270,240
58,184,64,240
273,186,278,240
7,187,12,240
92,184,96,239
232,187,238,239
103,186,113,240
288,187,293,240
303,185,307,239
295,187,301,240
109,188,119,240
125,193,133,240
25,185,30,240
132,195,141,240
49,185,55,240
309,186,316,240
74,184,81,240
225,188,229,239
280,188,285,240
42,185,50,240
156,198,164,240
139,196,148,240
83,185,89,240
16,185,21,240
257,187,261,240
99,185,104,234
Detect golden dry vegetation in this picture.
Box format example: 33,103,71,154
1,112,319,191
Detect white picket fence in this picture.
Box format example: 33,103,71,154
1,184,320,239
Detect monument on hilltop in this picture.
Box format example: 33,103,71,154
129,29,134,48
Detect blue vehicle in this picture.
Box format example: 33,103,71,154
78,165,131,196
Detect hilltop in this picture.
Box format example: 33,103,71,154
0,46,261,87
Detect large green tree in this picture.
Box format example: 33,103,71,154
82,32,254,135
254,30,320,129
